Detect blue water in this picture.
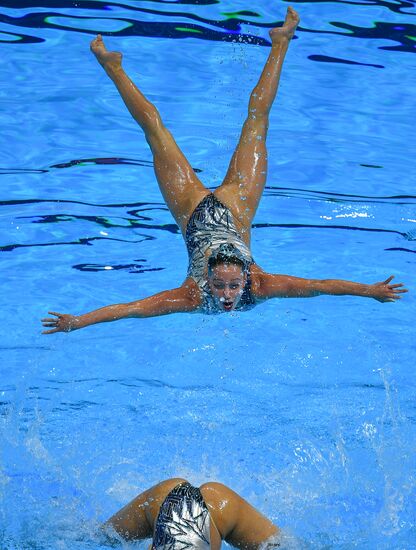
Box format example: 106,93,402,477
1,1,415,548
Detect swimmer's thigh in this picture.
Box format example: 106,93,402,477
200,481,279,549
147,123,210,234
214,115,268,234
105,477,188,540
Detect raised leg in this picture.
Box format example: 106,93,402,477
90,36,209,234
214,7,299,243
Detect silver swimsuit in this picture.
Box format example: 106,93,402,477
185,194,255,314
152,482,211,550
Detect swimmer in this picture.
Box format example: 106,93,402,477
41,7,407,334
101,477,280,549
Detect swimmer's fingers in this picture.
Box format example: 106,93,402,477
42,315,60,324
376,290,406,302
389,283,408,298
41,311,62,325
42,327,61,335
374,297,398,303
383,275,395,285
41,311,62,320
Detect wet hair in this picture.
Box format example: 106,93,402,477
208,253,246,275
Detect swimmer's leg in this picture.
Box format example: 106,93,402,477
200,481,280,548
90,36,209,235
214,7,299,244
103,477,187,541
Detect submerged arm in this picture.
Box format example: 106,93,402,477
41,279,201,334
254,273,407,303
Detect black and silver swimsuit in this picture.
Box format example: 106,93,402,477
185,194,256,314
152,482,211,550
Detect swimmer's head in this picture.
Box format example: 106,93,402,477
207,245,248,312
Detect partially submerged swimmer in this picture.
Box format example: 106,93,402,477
101,477,281,549
41,8,407,334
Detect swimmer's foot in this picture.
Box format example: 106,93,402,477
269,6,300,43
90,34,122,75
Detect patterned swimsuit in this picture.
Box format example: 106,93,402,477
152,483,211,550
185,194,256,314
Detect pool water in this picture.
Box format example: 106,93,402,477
1,1,415,548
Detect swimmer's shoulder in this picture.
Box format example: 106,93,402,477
249,263,265,299
182,276,204,310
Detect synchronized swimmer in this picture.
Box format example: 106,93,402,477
42,7,407,334
102,477,281,549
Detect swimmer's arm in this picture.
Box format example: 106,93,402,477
41,279,201,334
253,272,407,302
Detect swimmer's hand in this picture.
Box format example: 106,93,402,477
42,311,78,334
368,275,408,303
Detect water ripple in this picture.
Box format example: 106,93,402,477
0,156,202,175
253,222,409,238
1,181,415,257
0,235,152,253
17,213,179,233
303,19,416,54
292,0,415,16
73,261,164,273
308,54,384,68
264,185,416,205
0,4,272,46
1,0,415,55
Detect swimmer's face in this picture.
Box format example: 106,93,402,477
207,263,247,312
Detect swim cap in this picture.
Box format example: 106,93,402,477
208,243,249,272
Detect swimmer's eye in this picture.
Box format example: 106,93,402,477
213,282,241,290
213,283,225,290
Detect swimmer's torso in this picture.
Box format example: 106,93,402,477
185,194,255,314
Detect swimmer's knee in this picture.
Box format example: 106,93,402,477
142,108,161,131
145,118,174,150
200,482,237,518
243,115,269,138
151,477,189,496
200,481,233,500
161,477,188,487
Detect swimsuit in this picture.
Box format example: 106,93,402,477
152,482,211,550
185,194,256,314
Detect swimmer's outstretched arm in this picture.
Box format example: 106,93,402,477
253,271,408,303
41,279,200,334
